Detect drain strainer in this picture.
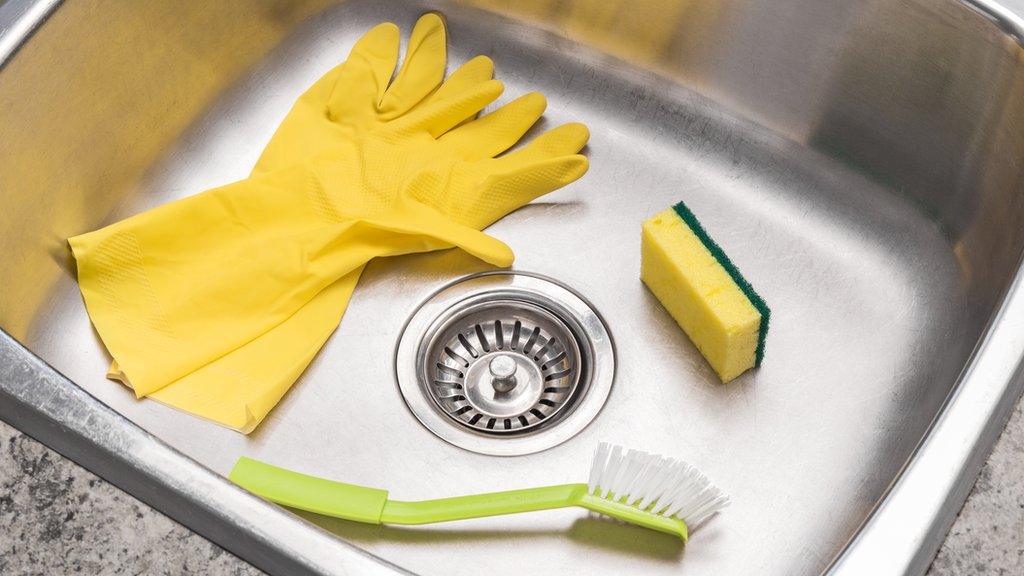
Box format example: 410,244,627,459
426,300,581,433
396,271,614,456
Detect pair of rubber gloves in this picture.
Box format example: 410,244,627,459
69,14,589,433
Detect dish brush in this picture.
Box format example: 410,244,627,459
229,442,728,541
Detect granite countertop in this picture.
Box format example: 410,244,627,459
1,398,1022,575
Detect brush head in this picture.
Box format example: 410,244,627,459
584,442,729,536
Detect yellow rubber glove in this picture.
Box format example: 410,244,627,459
106,15,481,415
97,15,589,432
70,151,516,389
70,15,514,399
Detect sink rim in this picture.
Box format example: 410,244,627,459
1,0,1023,575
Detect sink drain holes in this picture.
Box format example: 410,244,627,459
396,272,614,456
426,300,582,434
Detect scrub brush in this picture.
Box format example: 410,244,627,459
229,442,728,541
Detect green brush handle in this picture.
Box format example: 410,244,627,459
230,457,389,523
380,484,585,524
229,457,687,540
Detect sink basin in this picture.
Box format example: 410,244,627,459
2,1,1023,575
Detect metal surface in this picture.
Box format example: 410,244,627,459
1,1,1023,575
0,0,61,67
397,271,614,454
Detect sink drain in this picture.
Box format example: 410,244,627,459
425,300,581,433
396,272,614,455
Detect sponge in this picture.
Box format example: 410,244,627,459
640,201,769,382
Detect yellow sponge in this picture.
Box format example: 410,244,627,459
641,202,769,382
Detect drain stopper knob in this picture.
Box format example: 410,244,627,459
488,355,518,393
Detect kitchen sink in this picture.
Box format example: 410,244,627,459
2,0,1023,575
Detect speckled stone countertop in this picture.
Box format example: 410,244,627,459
1,399,1022,575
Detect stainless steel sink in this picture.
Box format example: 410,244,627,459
2,1,1023,575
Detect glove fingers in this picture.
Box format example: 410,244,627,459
411,209,514,267
439,92,546,160
392,79,504,138
422,55,494,106
327,22,400,120
392,171,515,266
473,155,589,227
492,122,589,171
379,13,447,118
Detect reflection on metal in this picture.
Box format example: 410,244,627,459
0,0,62,67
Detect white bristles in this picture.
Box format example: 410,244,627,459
586,442,729,529
620,452,656,504
587,442,610,495
601,444,624,498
